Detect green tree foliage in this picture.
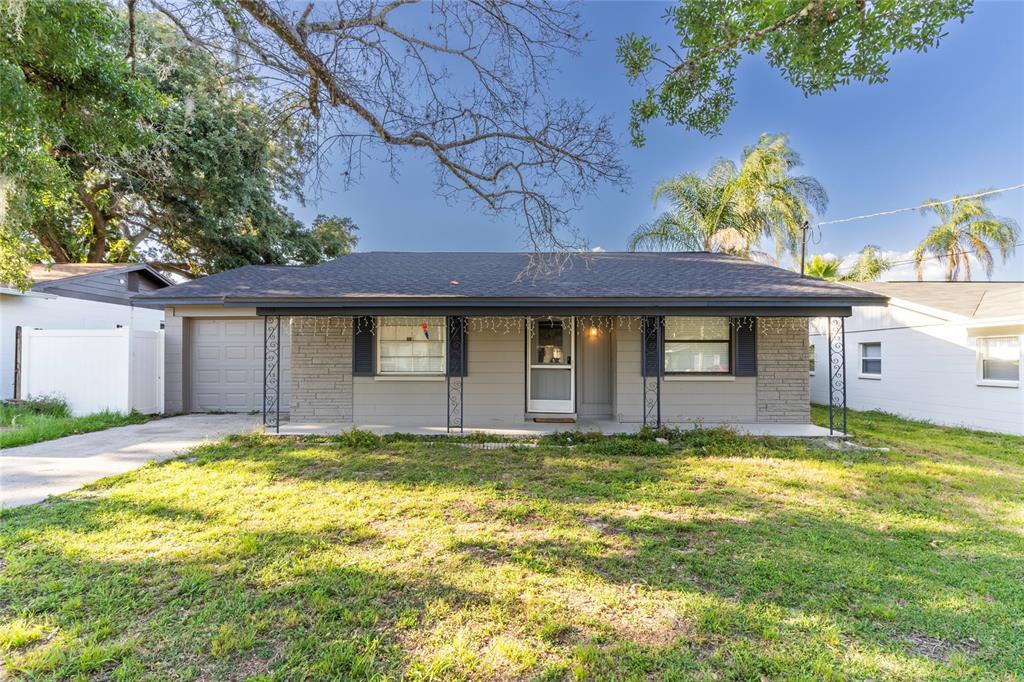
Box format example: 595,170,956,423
804,254,842,280
804,245,892,281
628,133,825,259
0,0,357,287
842,244,893,281
914,193,1019,281
617,0,974,144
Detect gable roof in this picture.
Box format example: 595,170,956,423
27,263,174,290
851,281,1024,320
136,252,885,315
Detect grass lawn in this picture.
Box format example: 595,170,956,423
0,400,149,449
1,409,1022,680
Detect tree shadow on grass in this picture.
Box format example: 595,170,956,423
450,505,1023,675
0,502,489,681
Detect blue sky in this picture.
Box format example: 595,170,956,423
288,1,1024,281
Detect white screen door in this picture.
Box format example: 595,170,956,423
527,318,575,413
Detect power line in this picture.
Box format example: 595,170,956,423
815,183,1024,228
883,240,1024,269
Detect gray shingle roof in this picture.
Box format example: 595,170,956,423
852,281,1024,319
135,252,886,304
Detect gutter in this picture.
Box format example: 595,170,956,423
135,294,888,308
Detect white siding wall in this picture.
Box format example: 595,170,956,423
810,306,1024,435
0,293,163,401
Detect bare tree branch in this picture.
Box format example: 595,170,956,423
141,0,627,250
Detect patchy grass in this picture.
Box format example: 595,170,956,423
1,410,1022,680
0,399,148,449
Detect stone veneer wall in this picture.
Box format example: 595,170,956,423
290,319,353,422
756,318,810,423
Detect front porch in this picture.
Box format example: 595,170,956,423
261,313,850,438
272,419,844,438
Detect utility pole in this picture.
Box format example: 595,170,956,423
799,220,809,277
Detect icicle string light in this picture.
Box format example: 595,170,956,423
285,314,817,337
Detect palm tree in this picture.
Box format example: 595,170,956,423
804,245,893,281
804,255,841,280
737,134,828,259
840,244,892,281
626,160,760,255
914,193,1020,281
628,134,827,259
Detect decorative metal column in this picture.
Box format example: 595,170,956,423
642,316,662,428
262,315,282,433
446,316,466,433
827,316,847,435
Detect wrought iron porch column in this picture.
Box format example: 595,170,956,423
827,316,847,435
642,316,662,428
262,315,282,433
446,316,466,433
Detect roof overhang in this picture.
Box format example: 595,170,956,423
240,296,872,318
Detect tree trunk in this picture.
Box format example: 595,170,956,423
77,185,108,262
35,223,72,263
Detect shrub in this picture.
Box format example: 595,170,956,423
538,430,605,446
3,394,71,419
333,428,383,449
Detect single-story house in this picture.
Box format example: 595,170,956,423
1,263,171,401
810,281,1024,435
135,252,886,435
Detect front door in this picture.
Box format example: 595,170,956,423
527,318,575,413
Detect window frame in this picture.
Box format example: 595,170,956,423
808,343,816,375
375,316,447,377
662,317,733,376
976,335,1021,388
859,342,882,379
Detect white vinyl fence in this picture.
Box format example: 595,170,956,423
21,328,164,416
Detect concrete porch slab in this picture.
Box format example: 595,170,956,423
272,420,843,438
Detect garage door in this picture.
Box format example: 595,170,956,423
188,319,291,413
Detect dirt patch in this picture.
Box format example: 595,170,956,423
903,631,979,662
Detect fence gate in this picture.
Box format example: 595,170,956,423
20,328,164,416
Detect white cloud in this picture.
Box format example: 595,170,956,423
590,246,606,252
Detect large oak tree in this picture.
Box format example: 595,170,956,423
0,0,358,288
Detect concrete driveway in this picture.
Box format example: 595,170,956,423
1,414,261,509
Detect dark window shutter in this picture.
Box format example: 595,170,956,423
446,316,468,377
733,318,757,376
641,316,663,377
352,316,375,376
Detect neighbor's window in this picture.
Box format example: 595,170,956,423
977,336,1020,386
860,342,881,376
663,317,731,374
809,344,816,374
377,316,446,375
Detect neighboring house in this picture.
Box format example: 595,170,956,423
810,281,1024,435
1,263,171,401
135,252,885,434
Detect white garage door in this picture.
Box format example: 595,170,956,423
188,318,291,413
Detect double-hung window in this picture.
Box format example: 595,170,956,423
860,342,881,377
377,316,446,375
663,317,731,374
977,336,1020,386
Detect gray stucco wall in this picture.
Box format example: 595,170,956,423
164,311,184,414
290,318,353,422
614,319,758,424
755,318,810,423
169,311,811,426
350,322,526,427
464,323,526,426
